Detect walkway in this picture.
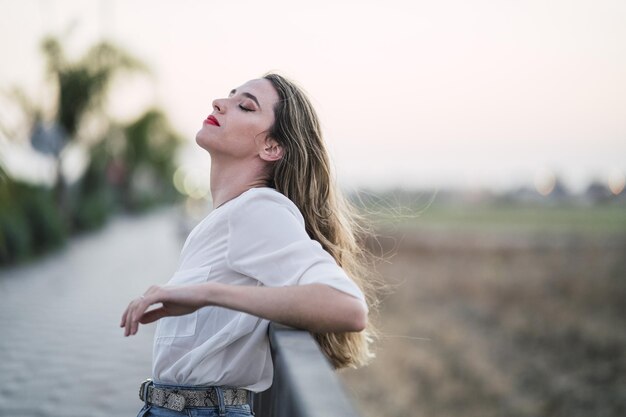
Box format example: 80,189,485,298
0,207,187,416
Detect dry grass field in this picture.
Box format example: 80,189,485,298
340,204,626,417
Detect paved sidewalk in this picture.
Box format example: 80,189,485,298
0,207,187,417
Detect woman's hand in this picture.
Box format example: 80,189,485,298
120,283,211,336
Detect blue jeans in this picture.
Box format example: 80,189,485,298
136,404,252,417
137,382,253,417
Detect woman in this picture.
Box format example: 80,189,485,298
121,73,375,417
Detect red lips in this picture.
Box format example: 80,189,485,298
205,115,220,126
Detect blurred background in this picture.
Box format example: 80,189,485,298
0,1,624,416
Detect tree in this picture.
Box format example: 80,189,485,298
118,109,183,210
0,35,183,262
36,36,146,210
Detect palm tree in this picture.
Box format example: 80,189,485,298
35,36,145,210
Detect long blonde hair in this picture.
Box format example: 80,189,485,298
263,73,377,368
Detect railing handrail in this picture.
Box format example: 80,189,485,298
253,323,362,417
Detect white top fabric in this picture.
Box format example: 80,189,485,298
152,187,366,392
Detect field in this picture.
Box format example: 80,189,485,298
339,203,626,417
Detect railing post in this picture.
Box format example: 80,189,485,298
253,323,362,417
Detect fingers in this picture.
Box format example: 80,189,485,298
119,297,142,327
127,299,143,336
120,305,129,328
123,300,135,336
121,292,155,337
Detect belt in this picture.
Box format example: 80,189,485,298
139,379,250,412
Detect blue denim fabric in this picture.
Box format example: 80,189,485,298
136,381,253,417
136,404,252,417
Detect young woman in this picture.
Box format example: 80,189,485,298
121,73,375,417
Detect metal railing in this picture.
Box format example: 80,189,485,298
253,324,362,417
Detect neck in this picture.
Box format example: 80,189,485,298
209,157,269,209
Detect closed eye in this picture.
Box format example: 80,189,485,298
239,105,254,112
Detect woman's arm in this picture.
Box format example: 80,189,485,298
120,283,367,337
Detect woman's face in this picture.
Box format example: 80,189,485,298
196,78,279,160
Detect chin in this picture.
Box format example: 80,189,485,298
195,131,210,151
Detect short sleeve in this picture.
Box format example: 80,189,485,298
226,189,365,304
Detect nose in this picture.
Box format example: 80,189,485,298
212,98,226,113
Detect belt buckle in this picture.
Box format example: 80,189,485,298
139,378,153,401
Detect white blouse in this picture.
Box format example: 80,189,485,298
152,187,366,392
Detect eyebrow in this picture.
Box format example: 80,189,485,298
229,89,261,109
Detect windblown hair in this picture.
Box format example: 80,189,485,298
263,73,377,368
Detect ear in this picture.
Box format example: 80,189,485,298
257,135,284,162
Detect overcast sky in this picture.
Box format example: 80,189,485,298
1,0,624,192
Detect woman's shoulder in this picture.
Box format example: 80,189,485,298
230,187,304,223
236,187,298,210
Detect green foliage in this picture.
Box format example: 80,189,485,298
71,141,116,231
0,35,183,266
356,190,626,235
33,35,148,217
0,206,32,264
118,109,183,211
20,185,66,251
42,37,146,138
399,203,626,234
0,167,66,265
72,190,114,231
